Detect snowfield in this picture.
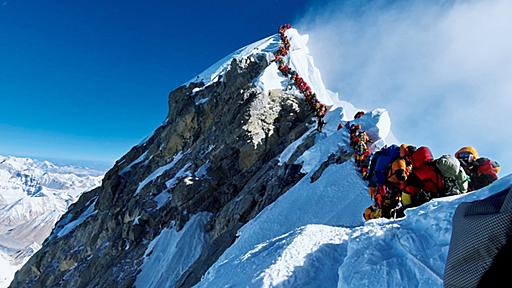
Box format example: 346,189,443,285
0,155,103,288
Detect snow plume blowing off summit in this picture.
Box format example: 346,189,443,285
298,0,512,173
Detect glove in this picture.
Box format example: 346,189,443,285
363,206,373,221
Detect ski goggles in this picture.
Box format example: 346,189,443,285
458,152,473,161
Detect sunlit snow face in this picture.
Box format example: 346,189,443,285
298,0,512,174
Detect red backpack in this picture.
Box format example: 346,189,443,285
475,158,500,178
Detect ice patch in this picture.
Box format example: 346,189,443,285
194,161,210,179
56,199,97,238
255,63,288,93
134,212,212,288
165,163,192,189
121,151,149,174
153,191,172,209
195,98,209,105
134,151,186,195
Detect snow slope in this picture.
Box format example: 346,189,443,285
195,176,512,288
254,28,344,109
0,155,103,288
135,212,211,288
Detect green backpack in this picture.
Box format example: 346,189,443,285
436,155,468,196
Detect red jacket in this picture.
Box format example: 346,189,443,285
405,147,444,196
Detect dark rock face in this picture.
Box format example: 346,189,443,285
11,54,315,288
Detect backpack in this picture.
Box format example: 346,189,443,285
412,146,434,167
475,158,500,176
366,151,382,183
468,158,500,191
374,145,401,185
435,155,468,196
355,141,367,156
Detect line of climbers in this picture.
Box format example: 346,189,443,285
275,24,328,132
344,113,501,221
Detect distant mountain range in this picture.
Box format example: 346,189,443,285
0,155,103,287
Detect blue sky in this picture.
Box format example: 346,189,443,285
0,0,313,166
1,0,509,174
297,0,511,174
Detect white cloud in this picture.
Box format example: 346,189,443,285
298,0,512,174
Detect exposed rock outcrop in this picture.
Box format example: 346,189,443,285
11,52,316,288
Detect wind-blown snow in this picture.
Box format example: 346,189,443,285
135,212,211,288
254,29,343,110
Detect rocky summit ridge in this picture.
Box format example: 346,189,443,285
10,29,328,288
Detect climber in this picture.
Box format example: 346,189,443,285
353,130,369,168
400,144,416,163
349,124,362,147
364,145,410,220
434,154,468,197
372,144,401,186
454,146,478,175
337,110,345,131
317,116,326,132
402,146,444,209
354,111,365,119
375,156,412,219
455,146,500,191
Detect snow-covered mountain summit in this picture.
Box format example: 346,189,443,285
0,155,103,287
11,27,510,288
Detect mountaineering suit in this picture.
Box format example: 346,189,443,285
402,146,444,208
455,146,500,192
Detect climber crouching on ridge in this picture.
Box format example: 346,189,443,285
398,147,471,215
364,144,411,220
401,146,444,210
455,146,500,192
